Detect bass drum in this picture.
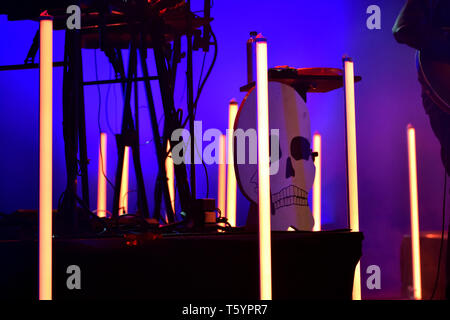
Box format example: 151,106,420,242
234,81,316,231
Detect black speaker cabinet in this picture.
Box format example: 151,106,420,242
401,231,448,300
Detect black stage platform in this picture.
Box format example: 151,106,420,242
0,231,363,299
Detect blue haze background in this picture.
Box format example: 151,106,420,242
0,1,447,298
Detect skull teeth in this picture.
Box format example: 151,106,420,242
271,185,308,210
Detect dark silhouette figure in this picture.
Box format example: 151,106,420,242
393,0,450,300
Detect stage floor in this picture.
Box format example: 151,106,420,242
0,231,363,299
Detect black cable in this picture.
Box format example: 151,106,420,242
196,28,217,199
181,26,218,128
95,50,102,135
430,142,448,300
119,189,137,214
141,112,165,146
56,188,108,236
197,52,207,93
178,26,217,198
194,27,218,115
179,71,187,106
95,50,116,190
202,158,210,198
191,134,210,198
104,65,117,134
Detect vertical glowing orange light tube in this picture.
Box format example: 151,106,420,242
165,141,175,218
39,15,53,301
407,124,422,300
97,133,107,218
256,34,272,300
313,133,322,231
226,99,238,227
343,57,361,300
119,146,130,215
218,134,227,219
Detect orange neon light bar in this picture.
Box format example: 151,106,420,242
312,133,322,231
226,99,238,227
39,16,53,301
343,57,361,300
165,141,175,219
218,134,227,219
407,124,422,300
119,146,130,215
97,133,107,218
256,34,272,300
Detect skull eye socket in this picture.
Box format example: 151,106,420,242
290,136,310,161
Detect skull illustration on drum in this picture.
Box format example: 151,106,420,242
235,81,316,230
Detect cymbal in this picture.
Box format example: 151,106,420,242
240,66,362,93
